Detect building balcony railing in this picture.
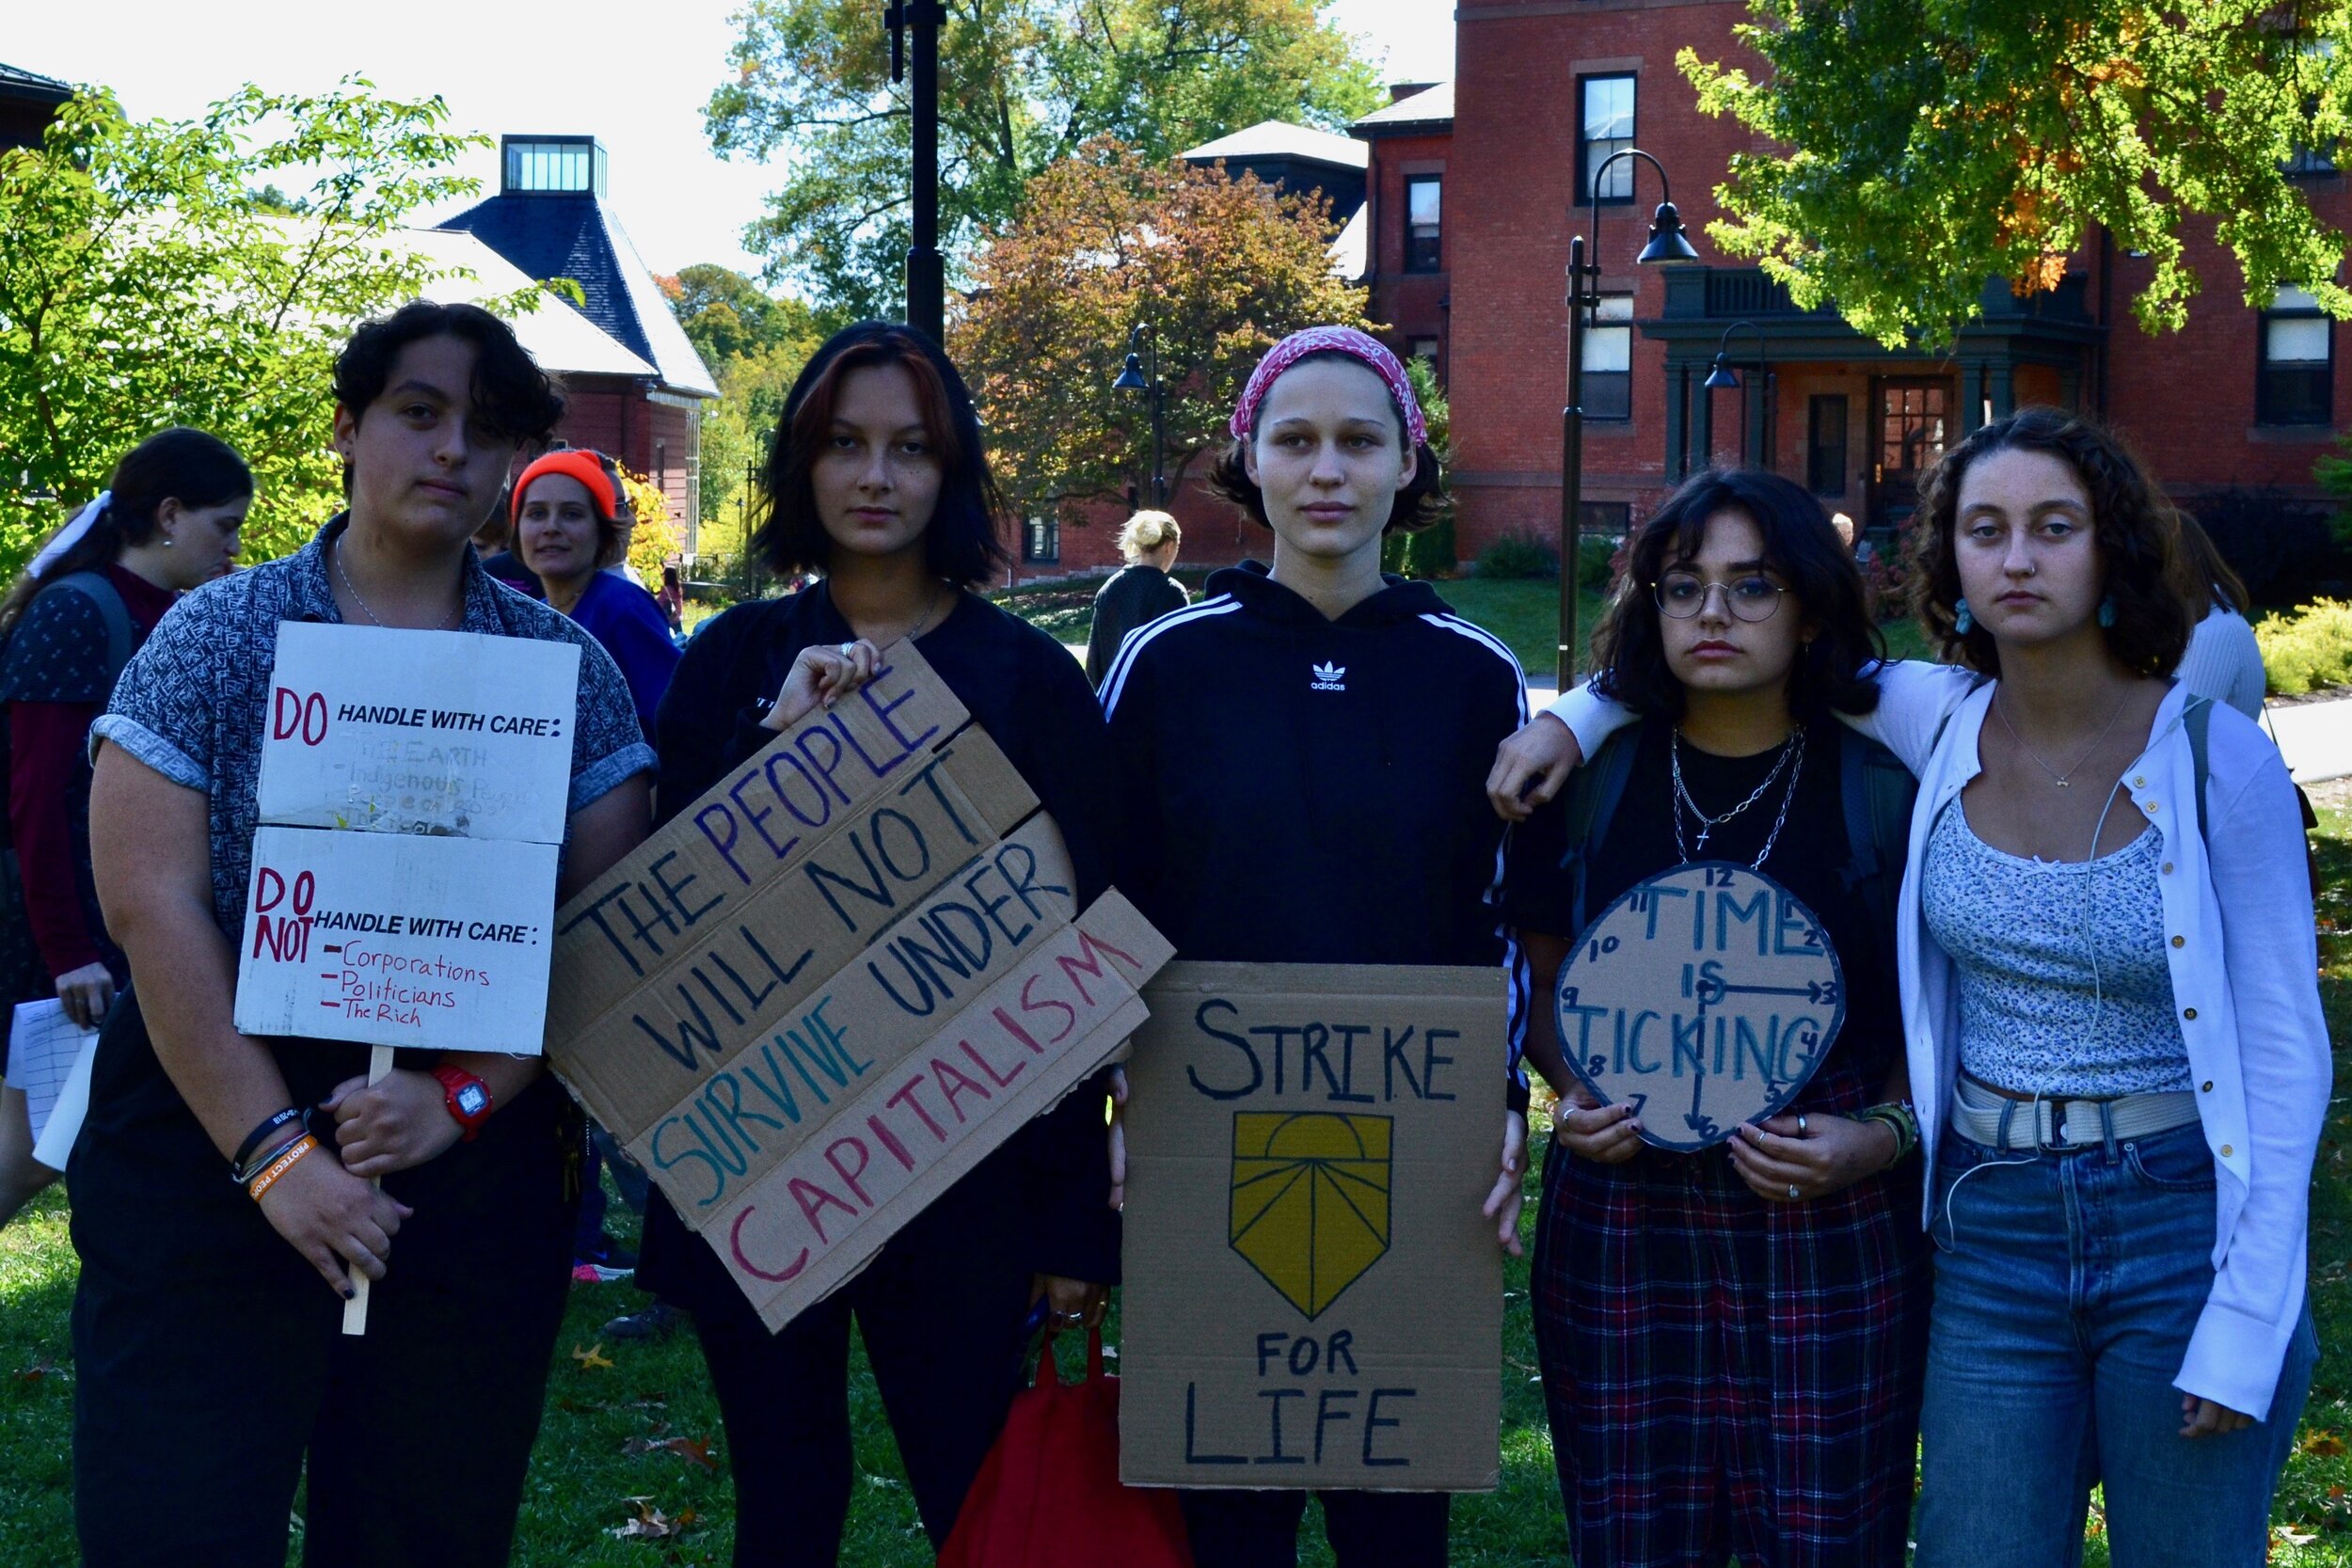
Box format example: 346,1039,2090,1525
1663,267,2093,327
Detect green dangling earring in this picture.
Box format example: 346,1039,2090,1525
2097,595,2117,628
1954,597,1974,634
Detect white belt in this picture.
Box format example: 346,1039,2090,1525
1949,1074,2201,1152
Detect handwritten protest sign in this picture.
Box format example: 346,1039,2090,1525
1120,963,1504,1493
233,625,579,1055
255,622,580,841
1554,862,1842,1151
545,642,1174,1331
233,622,581,1334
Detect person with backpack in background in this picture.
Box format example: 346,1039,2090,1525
1502,468,1929,1567
1497,411,2326,1568
0,428,251,1228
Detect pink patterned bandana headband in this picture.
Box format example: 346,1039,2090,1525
1229,326,1428,451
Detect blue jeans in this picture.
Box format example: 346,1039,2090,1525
1914,1121,2316,1568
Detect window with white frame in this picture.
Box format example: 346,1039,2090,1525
1582,294,1633,420
1579,76,1636,205
2258,285,2333,426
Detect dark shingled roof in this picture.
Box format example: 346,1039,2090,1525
0,63,74,106
434,191,717,398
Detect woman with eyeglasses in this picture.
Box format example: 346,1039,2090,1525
1502,468,1928,1567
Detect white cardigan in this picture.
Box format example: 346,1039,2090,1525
1548,667,2329,1419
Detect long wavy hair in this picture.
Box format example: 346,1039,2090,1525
1907,407,2196,677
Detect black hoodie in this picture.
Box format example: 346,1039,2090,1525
1101,562,1530,1107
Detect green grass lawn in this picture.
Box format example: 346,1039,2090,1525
0,737,2342,1565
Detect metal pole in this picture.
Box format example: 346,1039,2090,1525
899,1,946,344
1559,233,1588,692
1149,331,1168,506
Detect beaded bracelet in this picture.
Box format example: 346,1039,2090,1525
246,1134,318,1203
1856,1101,1920,1170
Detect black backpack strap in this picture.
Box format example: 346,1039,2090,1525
44,571,135,689
1557,727,1642,937
2185,695,2213,846
1837,730,1919,939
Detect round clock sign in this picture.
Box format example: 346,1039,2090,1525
1554,861,1844,1151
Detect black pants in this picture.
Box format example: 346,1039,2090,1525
71,997,580,1568
1179,1488,1452,1568
687,1173,1036,1567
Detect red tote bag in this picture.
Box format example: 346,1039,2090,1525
939,1327,1194,1568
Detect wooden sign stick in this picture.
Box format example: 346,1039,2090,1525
340,1044,395,1336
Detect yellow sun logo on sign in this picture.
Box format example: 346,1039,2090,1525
1228,1112,1393,1319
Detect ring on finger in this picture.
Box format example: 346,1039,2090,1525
1787,1183,1801,1201
1796,1114,1808,1136
838,641,856,656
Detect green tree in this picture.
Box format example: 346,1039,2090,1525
0,81,502,562
660,264,829,546
706,0,1381,318
949,140,1371,522
1679,0,2352,344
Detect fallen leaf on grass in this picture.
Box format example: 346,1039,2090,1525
2278,1525,2320,1547
609,1497,696,1541
623,1434,720,1472
2301,1431,2346,1458
13,1359,58,1384
573,1342,615,1371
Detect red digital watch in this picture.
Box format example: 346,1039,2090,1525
431,1066,493,1141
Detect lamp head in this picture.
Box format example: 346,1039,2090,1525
1638,200,1702,265
1114,352,1149,393
1703,356,1740,390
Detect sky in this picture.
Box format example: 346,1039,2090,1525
5,1,1454,280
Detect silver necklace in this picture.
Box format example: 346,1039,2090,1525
1672,726,1801,853
1993,689,2128,788
335,536,461,632
1674,727,1806,872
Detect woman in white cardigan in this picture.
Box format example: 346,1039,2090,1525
1497,412,2324,1567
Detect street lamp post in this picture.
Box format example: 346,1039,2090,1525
1114,324,1168,507
886,1,946,344
1703,319,1772,468
1560,148,1700,691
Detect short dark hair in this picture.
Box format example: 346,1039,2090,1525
1591,467,1884,721
1209,350,1444,533
333,300,564,447
753,323,1010,586
1907,407,2195,678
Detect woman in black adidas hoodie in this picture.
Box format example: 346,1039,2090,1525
1102,327,1529,1568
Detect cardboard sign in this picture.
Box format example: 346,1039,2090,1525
255,622,580,842
233,827,561,1046
545,643,1176,1329
1120,963,1505,1493
233,625,580,1055
1556,861,1843,1150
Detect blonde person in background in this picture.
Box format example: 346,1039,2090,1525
1084,510,1188,687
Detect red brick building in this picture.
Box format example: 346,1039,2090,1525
1358,2,2348,563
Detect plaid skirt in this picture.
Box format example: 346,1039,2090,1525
1530,1089,1930,1568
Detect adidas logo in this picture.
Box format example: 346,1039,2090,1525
1311,661,1346,691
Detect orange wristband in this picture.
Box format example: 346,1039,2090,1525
246,1133,317,1203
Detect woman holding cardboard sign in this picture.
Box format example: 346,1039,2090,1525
1099,326,1529,1568
74,300,656,1568
633,322,1126,1567
1500,468,1927,1567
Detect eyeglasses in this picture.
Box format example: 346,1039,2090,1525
1653,572,1788,622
